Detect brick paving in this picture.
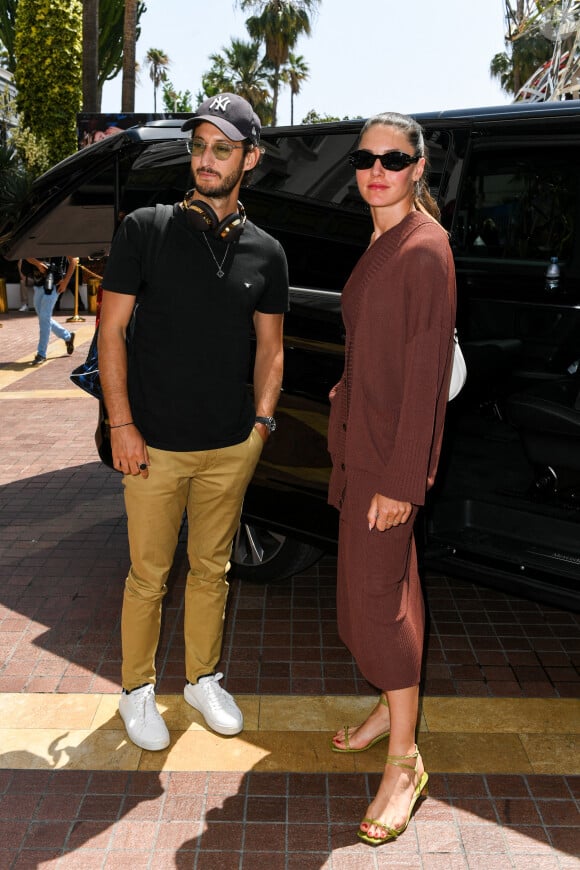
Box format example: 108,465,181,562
0,769,579,869
0,310,578,868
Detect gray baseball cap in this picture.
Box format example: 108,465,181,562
181,93,261,145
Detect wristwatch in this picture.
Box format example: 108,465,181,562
255,415,276,433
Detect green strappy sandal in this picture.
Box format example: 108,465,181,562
357,745,429,846
331,693,390,753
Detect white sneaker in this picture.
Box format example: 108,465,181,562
18,304,29,312
184,672,243,735
119,684,170,751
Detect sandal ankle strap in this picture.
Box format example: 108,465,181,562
386,746,419,772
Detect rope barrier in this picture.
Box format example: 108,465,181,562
79,264,105,282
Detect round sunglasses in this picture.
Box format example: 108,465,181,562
187,138,246,161
349,150,421,172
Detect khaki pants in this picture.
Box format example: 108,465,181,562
121,428,263,691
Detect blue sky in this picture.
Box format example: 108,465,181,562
101,0,511,124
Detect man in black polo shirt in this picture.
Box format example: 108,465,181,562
99,93,288,751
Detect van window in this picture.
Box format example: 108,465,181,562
453,145,579,263
256,132,362,209
255,128,451,210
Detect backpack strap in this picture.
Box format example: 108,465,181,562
147,203,174,275
130,203,174,338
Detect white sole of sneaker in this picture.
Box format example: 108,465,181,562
118,708,170,751
183,687,243,736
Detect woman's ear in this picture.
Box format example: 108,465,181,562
413,156,426,183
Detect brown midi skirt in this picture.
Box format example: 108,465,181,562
336,472,425,691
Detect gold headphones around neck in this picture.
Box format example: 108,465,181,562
181,191,246,242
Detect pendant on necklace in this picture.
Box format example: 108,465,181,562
203,233,229,278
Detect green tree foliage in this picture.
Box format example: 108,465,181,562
301,108,341,124
0,0,17,72
200,38,274,124
491,0,561,97
0,143,32,234
145,47,170,112
8,125,50,175
490,30,553,95
0,88,42,236
1,0,146,111
162,81,192,113
14,0,82,168
239,0,319,125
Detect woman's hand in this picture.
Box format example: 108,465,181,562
367,492,412,531
329,380,342,401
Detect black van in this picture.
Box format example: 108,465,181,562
3,100,580,610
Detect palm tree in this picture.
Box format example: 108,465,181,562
238,0,319,125
82,0,99,111
282,51,308,125
99,0,146,111
121,0,138,112
490,31,553,96
201,38,274,125
491,0,561,97
145,47,170,112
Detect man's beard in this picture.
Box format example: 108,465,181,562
193,160,246,199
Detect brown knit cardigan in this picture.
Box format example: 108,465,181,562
328,211,456,510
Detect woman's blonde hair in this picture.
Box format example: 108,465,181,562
359,112,441,222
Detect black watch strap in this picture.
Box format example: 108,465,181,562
255,415,276,433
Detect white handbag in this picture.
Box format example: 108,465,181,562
448,329,467,401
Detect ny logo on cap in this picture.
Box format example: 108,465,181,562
209,95,231,113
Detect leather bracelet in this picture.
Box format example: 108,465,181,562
110,421,134,429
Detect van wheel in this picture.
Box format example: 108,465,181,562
231,523,324,583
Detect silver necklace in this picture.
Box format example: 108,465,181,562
202,233,230,278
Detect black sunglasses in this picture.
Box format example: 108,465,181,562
349,149,421,172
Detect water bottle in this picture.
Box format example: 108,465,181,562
545,256,560,292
